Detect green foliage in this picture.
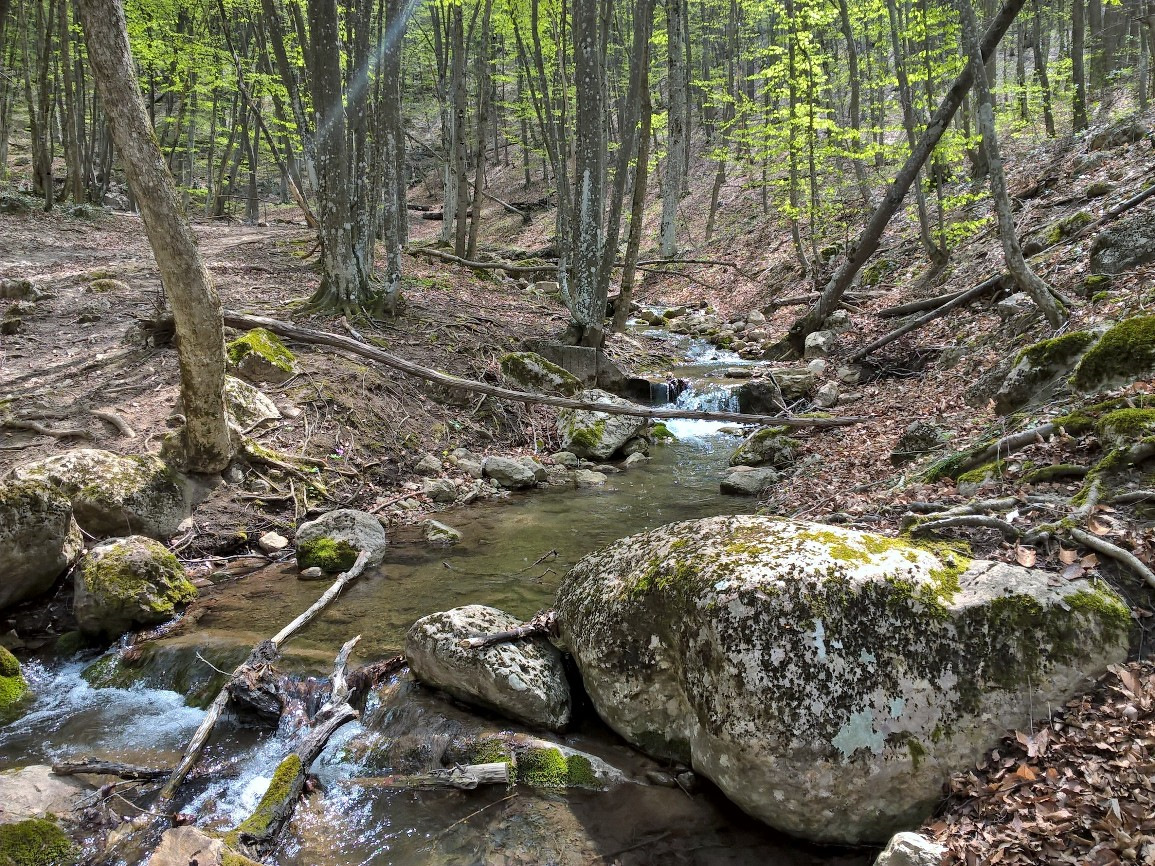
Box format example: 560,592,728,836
0,819,77,866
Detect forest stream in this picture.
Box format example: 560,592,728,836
0,333,872,866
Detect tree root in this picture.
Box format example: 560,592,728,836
2,419,93,439
911,514,1021,540
1068,528,1155,591
90,408,136,438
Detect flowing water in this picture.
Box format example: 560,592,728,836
0,335,872,866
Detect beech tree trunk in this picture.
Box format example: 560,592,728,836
959,0,1066,329
1072,0,1089,130
77,0,232,473
660,0,688,258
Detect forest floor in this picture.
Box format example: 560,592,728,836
3,110,1155,862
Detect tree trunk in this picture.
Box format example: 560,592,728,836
77,0,232,473
466,0,493,261
659,0,688,258
612,54,652,334
959,0,1066,329
1072,0,1089,130
450,4,469,258
1032,0,1056,135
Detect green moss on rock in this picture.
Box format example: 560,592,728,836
515,747,568,786
0,645,28,718
226,328,296,373
956,460,1006,485
0,819,77,866
1016,331,1096,368
1071,315,1155,392
1097,408,1155,442
1045,210,1094,245
296,537,359,573
238,754,301,838
650,422,676,441
1023,464,1087,483
499,352,583,397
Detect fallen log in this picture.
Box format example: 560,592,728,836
876,289,969,318
53,761,180,781
847,274,1007,362
410,246,552,275
220,312,863,430
345,762,511,790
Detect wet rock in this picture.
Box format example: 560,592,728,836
483,455,537,489
573,469,608,487
0,479,83,613
1090,208,1155,276
555,515,1130,844
298,566,324,580
224,376,281,429
729,428,801,469
149,826,260,866
719,466,779,496
11,449,191,541
258,531,288,554
406,604,572,730
890,421,950,466
0,647,28,719
550,451,580,468
0,765,93,824
74,536,197,640
295,509,388,573
226,327,298,384
556,390,648,460
804,330,836,359
500,351,583,397
423,519,462,546
874,832,947,866
993,331,1098,414
422,478,458,503
723,367,753,379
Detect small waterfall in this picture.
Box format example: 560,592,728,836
663,383,741,440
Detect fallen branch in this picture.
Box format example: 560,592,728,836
53,761,177,781
410,246,552,275
459,610,557,649
876,289,969,318
1068,527,1155,591
345,762,511,790
90,408,136,438
2,419,93,439
1110,489,1155,505
848,274,1007,362
219,312,862,430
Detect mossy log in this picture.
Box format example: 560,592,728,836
345,762,511,790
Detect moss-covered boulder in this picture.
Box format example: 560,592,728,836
1070,315,1155,394
11,449,190,541
1096,408,1155,449
0,480,83,614
295,509,387,573
0,647,28,720
73,536,197,640
556,389,648,461
728,427,801,469
993,331,1098,415
1090,209,1155,276
555,515,1130,844
224,376,281,429
226,328,298,385
499,352,583,397
406,605,571,731
0,818,77,866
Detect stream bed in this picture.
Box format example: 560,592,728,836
0,339,872,865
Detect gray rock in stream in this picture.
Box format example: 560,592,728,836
0,479,84,613
556,389,648,461
555,515,1130,844
295,509,388,572
406,604,572,731
483,455,538,489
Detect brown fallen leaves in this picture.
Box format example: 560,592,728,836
925,663,1155,865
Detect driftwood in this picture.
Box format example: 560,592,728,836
459,610,557,649
847,274,1007,362
234,636,363,856
219,311,862,430
2,419,93,439
345,762,511,791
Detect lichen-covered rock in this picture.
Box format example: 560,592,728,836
1070,315,1155,393
555,515,1130,844
1090,209,1155,275
993,331,1098,414
890,421,949,466
226,327,298,384
804,330,836,359
482,455,537,489
874,832,947,866
719,466,778,496
0,480,83,613
0,765,92,824
224,376,281,429
11,449,190,541
500,352,583,397
729,427,800,469
73,536,197,640
0,818,77,865
423,519,462,545
737,370,815,411
295,509,388,573
556,390,648,461
406,605,572,730
0,647,28,719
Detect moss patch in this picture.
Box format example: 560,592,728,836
499,352,582,397
567,419,606,452
1045,210,1094,245
0,646,28,717
0,819,77,866
237,754,301,839
1016,331,1096,368
1023,463,1087,483
296,537,359,573
957,459,1006,485
514,747,582,787
1071,315,1155,392
650,422,676,441
1097,408,1155,442
227,328,296,373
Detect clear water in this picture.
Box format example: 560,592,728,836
0,347,871,865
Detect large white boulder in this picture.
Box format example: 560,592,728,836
555,515,1130,844
11,449,190,540
0,765,93,824
556,390,648,461
0,479,83,612
406,605,571,731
